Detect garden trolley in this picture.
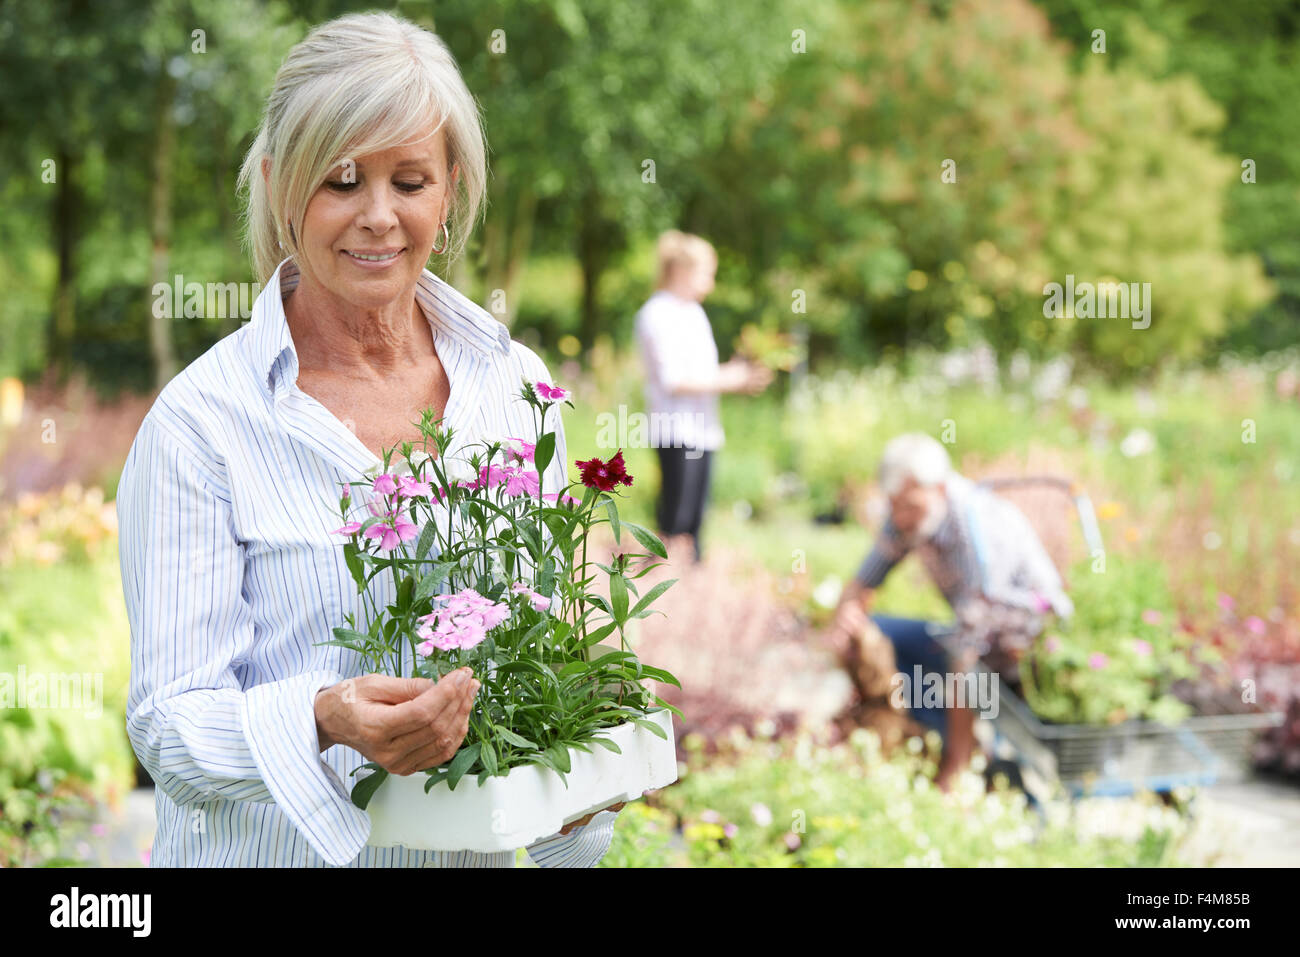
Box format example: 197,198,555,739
933,475,1283,799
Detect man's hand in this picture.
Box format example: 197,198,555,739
314,669,480,775
558,802,625,835
825,581,873,662
832,597,870,639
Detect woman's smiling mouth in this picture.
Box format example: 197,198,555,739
343,248,404,266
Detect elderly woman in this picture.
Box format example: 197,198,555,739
117,12,619,867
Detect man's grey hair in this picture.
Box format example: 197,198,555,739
879,433,952,496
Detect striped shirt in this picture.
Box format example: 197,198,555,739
117,257,615,867
633,290,725,451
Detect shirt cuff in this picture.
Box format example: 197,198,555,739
240,669,371,867
525,809,619,868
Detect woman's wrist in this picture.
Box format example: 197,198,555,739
715,362,746,393
313,684,344,753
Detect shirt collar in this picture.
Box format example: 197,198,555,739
932,475,977,546
247,257,512,399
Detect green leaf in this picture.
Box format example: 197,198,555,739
534,431,556,476
556,659,592,680
415,521,438,561
446,742,481,791
628,578,677,619
588,735,622,755
480,738,498,775
610,573,629,624
350,766,389,810
520,618,550,650
518,523,543,561
546,742,572,773
331,626,371,646
579,621,618,648
496,728,539,750
396,574,415,613
415,562,454,604
623,521,667,559
343,543,363,590
651,696,685,718
638,664,683,689
532,750,558,773
632,718,668,740
316,636,367,653
540,556,557,596
605,498,621,543
586,649,638,666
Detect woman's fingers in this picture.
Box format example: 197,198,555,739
397,738,455,775
383,668,474,736
559,802,626,835
351,670,476,770
387,674,479,773
362,674,436,705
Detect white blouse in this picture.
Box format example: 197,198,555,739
117,258,615,866
634,290,725,451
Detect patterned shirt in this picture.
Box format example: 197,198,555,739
634,290,725,451
854,474,1073,661
117,257,615,867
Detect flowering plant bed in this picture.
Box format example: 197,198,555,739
982,660,1281,796
960,559,1283,793
1016,558,1202,726
324,380,681,846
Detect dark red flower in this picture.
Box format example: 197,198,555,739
575,449,634,491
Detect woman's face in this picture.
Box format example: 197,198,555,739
689,256,717,301
292,126,458,310
672,255,716,301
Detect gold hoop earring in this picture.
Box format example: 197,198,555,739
431,221,450,255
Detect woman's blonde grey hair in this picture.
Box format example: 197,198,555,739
236,11,487,283
655,230,716,289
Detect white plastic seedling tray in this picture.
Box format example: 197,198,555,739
364,708,678,852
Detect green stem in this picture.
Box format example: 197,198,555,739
389,550,405,678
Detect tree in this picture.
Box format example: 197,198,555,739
428,0,791,350
689,0,1271,373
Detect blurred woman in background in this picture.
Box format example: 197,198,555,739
634,231,772,563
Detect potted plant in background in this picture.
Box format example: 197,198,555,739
325,380,681,852
988,556,1281,795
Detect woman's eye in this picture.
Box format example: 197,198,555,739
325,180,425,193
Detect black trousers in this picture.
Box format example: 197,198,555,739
654,446,713,562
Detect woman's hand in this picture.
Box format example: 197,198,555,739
314,669,480,775
558,802,625,835
718,357,773,395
